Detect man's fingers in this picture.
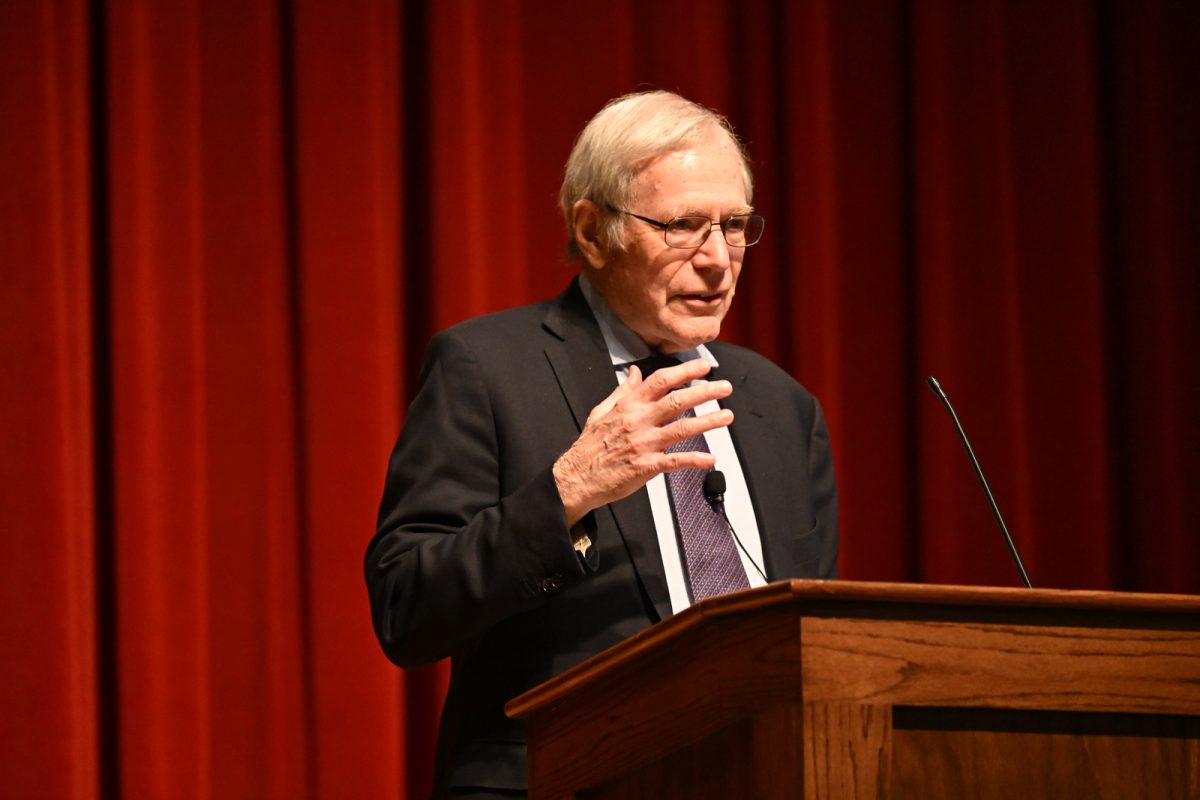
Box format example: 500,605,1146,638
636,358,711,397
654,380,733,421
588,368,640,421
659,408,734,447
658,449,719,473
591,359,729,427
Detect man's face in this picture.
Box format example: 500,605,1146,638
596,133,750,354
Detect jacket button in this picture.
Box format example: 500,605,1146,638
541,575,563,593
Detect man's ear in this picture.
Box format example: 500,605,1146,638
572,199,609,270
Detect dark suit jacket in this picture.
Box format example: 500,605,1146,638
365,279,837,794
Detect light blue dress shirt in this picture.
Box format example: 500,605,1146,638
579,276,767,613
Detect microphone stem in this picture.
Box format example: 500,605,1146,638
928,377,1033,589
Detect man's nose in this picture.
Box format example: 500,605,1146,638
693,224,733,270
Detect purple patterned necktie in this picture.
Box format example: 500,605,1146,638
620,354,751,602
663,411,751,602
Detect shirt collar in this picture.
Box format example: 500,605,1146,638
578,274,719,371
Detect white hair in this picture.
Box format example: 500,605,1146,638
559,90,754,260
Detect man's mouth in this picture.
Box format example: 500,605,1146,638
676,291,724,305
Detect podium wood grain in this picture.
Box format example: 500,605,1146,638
507,580,1200,799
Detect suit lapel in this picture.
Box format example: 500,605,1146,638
542,280,673,622
541,283,613,431
711,354,798,582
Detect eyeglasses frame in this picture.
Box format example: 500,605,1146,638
607,206,766,249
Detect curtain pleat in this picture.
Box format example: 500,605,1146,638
1,0,98,797
290,0,408,795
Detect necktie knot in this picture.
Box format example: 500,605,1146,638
617,353,682,379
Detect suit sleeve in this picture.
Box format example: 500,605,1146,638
365,330,588,667
807,395,840,578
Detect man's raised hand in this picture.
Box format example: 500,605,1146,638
552,358,734,527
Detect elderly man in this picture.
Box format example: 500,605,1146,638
366,90,838,798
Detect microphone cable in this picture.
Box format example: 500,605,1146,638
703,470,768,583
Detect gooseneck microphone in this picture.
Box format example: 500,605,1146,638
926,376,1033,589
703,470,768,583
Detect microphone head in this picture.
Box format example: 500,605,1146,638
926,375,945,398
703,470,727,504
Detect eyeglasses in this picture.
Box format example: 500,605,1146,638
611,207,767,249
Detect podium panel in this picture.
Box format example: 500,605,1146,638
507,580,1200,799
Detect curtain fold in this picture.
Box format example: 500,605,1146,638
290,0,408,795
3,1,1197,797
1,0,98,796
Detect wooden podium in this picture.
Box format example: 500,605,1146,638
507,580,1200,798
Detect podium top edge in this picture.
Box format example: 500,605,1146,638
506,579,1200,720
784,578,1200,613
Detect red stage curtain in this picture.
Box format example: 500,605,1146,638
2,1,1197,797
